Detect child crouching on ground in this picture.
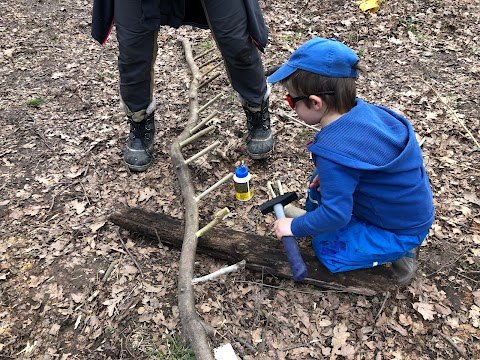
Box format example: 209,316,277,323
268,38,434,284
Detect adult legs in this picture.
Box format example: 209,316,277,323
201,0,274,159
114,0,158,171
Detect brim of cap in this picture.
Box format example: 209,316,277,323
267,64,298,83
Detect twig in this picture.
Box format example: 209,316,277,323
274,111,320,131
433,329,469,359
190,111,218,134
266,181,276,198
184,140,220,165
194,47,215,61
196,207,230,237
199,73,222,90
426,249,469,277
374,291,390,323
201,60,223,77
79,181,91,206
26,113,53,150
180,125,216,148
198,93,223,113
115,228,144,277
198,55,221,69
116,295,142,323
194,173,234,202
74,314,82,330
154,228,163,246
87,290,100,302
236,337,257,354
276,179,285,195
421,78,480,150
102,259,120,283
279,339,321,352
459,164,480,172
457,272,478,283
234,280,347,295
192,260,246,284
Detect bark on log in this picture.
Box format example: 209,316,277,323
110,207,398,296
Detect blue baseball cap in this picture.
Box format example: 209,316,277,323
268,38,360,83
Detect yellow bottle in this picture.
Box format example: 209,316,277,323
233,161,253,201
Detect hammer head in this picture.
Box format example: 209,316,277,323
259,192,298,215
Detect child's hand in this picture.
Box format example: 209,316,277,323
273,218,294,240
309,174,320,192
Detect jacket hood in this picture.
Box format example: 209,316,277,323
307,99,424,173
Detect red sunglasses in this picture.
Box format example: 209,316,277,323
285,92,335,109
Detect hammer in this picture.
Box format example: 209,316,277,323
259,192,308,281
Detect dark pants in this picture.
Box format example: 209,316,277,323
114,0,267,112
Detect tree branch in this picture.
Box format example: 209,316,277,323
170,38,214,360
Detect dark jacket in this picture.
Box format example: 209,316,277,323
91,0,268,52
91,0,114,45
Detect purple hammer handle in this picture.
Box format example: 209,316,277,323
273,204,308,281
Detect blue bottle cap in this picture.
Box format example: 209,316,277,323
235,161,249,178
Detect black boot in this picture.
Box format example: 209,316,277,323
243,96,274,160
123,109,155,172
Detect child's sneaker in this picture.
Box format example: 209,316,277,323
392,247,418,285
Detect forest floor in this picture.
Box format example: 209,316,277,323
1,0,479,359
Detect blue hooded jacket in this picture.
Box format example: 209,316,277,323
291,99,434,238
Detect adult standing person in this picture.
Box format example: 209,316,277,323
91,0,274,172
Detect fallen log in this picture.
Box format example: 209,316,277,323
110,207,398,296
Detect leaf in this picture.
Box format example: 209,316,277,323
459,206,472,217
71,200,86,214
66,166,85,179
24,206,42,216
464,192,480,206
28,275,48,288
398,314,412,327
473,291,480,307
469,305,480,328
71,293,84,303
89,220,106,233
389,320,408,336
318,317,332,327
413,302,436,320
49,324,61,336
340,343,356,357
51,72,64,79
121,264,138,275
251,328,263,344
138,187,157,202
3,48,15,57
358,0,381,13
434,303,452,316
199,303,211,313
331,322,350,354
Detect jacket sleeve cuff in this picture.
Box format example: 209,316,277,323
291,216,313,238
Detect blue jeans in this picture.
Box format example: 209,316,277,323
305,169,427,273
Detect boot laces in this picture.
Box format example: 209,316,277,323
245,106,270,131
128,113,154,157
